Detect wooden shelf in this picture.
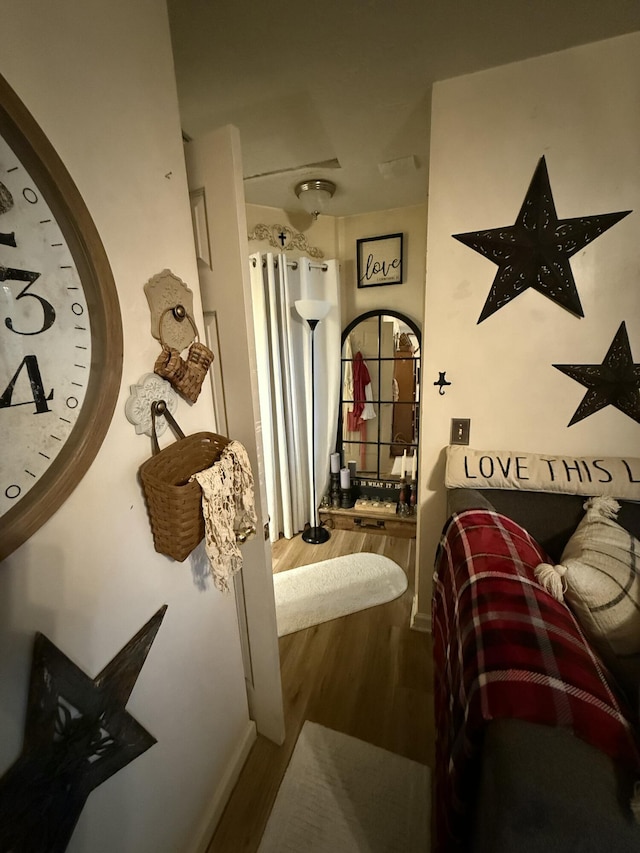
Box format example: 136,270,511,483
319,505,416,538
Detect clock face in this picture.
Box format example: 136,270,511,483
0,134,92,516
0,74,122,560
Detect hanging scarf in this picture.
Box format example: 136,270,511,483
193,440,257,592
348,351,371,430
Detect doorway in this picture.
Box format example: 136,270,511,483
186,125,285,746
247,251,341,547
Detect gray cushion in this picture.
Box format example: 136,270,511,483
446,487,496,516
446,488,640,563
472,719,640,852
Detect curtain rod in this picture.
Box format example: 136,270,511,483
289,260,328,272
250,256,328,272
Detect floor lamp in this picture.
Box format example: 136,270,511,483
295,298,331,545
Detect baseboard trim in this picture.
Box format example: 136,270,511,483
189,718,257,853
410,594,432,633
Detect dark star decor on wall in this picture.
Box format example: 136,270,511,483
0,605,167,853
452,157,631,323
554,322,640,426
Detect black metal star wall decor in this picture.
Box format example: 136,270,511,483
452,157,631,323
554,322,640,426
0,605,167,853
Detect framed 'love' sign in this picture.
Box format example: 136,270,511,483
356,233,403,288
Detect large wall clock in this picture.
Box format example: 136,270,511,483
0,73,123,560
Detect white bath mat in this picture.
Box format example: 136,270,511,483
273,553,408,636
258,720,431,852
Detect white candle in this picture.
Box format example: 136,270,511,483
401,449,407,478
340,467,350,489
411,449,417,480
330,452,341,474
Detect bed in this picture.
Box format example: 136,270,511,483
432,459,640,853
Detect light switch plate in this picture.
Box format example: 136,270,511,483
450,418,471,445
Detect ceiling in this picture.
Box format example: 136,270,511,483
167,1,640,217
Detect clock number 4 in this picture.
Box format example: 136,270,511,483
1,266,56,335
0,354,53,414
0,268,55,413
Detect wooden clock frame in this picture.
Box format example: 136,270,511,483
0,73,123,560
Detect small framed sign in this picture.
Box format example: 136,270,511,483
357,233,403,288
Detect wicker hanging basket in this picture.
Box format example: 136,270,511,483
139,402,229,561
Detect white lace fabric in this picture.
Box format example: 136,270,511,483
193,440,257,592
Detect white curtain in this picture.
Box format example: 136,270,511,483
249,252,341,542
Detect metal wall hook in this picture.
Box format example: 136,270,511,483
149,399,185,454
125,373,178,437
235,525,256,544
158,305,199,345
434,371,451,395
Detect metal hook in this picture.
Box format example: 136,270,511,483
235,525,256,544
434,371,451,395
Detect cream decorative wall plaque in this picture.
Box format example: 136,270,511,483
247,223,324,258
125,373,178,437
144,269,196,353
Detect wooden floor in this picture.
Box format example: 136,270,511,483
206,528,435,853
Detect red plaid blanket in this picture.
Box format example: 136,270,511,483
432,509,640,853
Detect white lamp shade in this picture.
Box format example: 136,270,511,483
299,188,330,216
294,179,336,218
295,299,331,322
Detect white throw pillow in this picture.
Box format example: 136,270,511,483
535,496,640,661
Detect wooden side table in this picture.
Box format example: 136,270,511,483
319,502,416,539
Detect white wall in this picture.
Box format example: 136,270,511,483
338,205,427,329
0,2,251,851
416,32,640,617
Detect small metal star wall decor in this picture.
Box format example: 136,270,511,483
452,157,631,323
0,606,167,852
554,322,640,426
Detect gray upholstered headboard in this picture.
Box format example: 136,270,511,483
447,487,640,563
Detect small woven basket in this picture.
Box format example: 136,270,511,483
139,404,229,561
153,308,214,403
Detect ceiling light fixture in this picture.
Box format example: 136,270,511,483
294,179,336,219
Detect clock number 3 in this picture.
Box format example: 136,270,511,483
1,187,56,412
0,268,55,412
1,179,56,336
1,266,56,335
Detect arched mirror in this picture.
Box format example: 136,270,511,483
339,310,421,496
